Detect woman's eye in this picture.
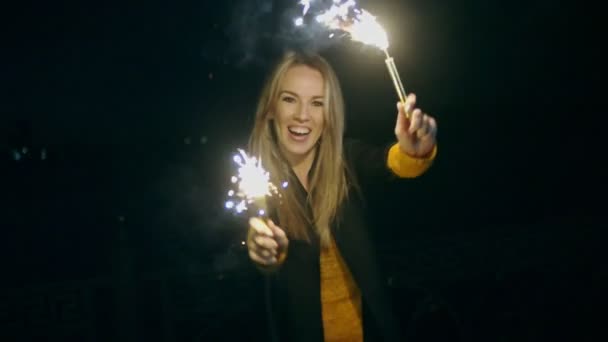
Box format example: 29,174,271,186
282,96,296,103
312,100,324,107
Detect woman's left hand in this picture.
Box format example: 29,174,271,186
394,93,438,158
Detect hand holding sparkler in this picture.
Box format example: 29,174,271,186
395,93,437,158
247,217,289,267
224,149,289,268
296,1,437,156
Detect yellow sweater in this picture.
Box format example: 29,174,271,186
320,237,364,341
320,143,436,341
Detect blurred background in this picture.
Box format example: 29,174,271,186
1,0,605,341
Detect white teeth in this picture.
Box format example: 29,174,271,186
288,127,311,135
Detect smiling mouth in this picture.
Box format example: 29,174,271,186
288,126,311,137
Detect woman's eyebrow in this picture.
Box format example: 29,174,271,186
280,90,324,99
279,90,299,97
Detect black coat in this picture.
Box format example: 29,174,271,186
263,139,414,342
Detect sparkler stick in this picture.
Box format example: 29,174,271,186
383,49,409,118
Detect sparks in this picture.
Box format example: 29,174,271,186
295,0,408,112
314,0,389,50
225,149,285,216
300,0,312,16
346,9,389,50
295,0,312,26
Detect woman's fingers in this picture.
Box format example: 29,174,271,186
248,249,277,265
248,217,284,265
248,232,276,253
408,109,423,135
248,235,277,261
404,93,416,116
254,235,278,251
268,219,289,250
249,241,273,257
248,218,290,266
249,217,273,237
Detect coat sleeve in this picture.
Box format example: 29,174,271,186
344,138,437,184
386,142,437,178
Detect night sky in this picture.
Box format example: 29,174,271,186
1,0,605,341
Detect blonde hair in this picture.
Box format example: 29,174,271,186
248,51,349,247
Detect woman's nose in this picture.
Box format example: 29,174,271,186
294,104,310,121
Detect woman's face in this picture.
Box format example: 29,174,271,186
272,64,326,165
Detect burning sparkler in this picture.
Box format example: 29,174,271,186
294,0,312,26
297,0,409,117
301,0,312,16
225,149,287,217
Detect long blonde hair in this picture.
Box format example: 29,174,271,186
248,51,349,247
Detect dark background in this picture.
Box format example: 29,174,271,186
1,0,605,341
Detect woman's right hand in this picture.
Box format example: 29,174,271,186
247,217,289,266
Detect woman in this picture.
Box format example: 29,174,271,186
246,50,438,341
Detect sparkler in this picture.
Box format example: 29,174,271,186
225,149,287,218
294,0,312,26
297,0,410,118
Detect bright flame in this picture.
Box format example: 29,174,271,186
294,0,389,50
347,9,389,50
235,149,272,199
225,149,285,216
305,0,389,50
300,0,312,15
315,0,355,25
294,0,312,26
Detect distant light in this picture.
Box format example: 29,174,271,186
241,241,246,245
282,181,288,188
231,176,238,183
228,190,235,197
225,201,235,209
329,33,335,38
295,17,304,26
12,150,21,161
258,209,265,216
233,155,242,164
200,136,208,144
